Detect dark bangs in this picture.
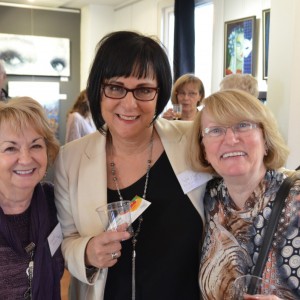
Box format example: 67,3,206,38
87,31,172,133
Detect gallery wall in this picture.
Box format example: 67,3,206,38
80,0,299,169
0,5,81,146
1,0,299,170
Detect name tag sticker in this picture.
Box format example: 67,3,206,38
48,222,63,257
177,170,212,194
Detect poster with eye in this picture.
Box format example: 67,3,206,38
0,33,70,77
224,16,256,76
8,81,60,137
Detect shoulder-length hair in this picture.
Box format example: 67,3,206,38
171,73,205,106
188,89,289,175
86,31,172,134
68,89,90,118
0,97,60,167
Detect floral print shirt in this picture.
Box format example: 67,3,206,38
199,170,300,300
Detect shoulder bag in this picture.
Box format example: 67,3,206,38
248,173,300,294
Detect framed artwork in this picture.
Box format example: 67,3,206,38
0,33,70,77
8,81,60,137
263,9,270,80
224,16,256,76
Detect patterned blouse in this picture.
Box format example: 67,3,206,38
199,169,300,300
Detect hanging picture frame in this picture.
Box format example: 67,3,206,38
0,33,70,77
262,9,270,80
224,16,256,76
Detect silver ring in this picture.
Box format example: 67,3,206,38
111,252,118,260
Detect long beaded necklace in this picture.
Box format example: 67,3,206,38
109,130,154,300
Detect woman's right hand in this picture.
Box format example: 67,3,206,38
162,108,174,120
85,230,131,268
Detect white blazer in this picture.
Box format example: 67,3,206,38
54,117,207,300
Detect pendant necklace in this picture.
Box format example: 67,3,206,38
24,242,35,300
109,130,154,300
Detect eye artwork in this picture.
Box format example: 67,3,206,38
0,33,70,77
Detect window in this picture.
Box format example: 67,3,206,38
162,1,213,97
195,3,213,96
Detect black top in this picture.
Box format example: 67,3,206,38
105,152,203,300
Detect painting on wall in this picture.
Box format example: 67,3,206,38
224,16,256,76
0,33,70,77
8,81,60,137
263,9,270,80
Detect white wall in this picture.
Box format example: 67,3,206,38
80,4,114,88
267,0,300,169
80,0,300,169
80,0,164,88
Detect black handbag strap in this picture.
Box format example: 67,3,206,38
248,174,299,294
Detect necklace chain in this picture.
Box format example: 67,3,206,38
109,131,154,300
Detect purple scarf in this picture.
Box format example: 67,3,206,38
0,182,64,299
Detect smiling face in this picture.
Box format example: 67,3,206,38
101,76,158,140
0,122,47,198
201,110,267,181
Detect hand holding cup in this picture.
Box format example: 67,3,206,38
96,200,133,235
232,275,281,300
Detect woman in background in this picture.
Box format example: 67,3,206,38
219,73,259,97
0,97,64,299
65,89,96,142
0,60,9,101
162,73,205,121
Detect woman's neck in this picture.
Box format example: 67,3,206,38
224,168,266,209
107,128,154,156
182,108,197,121
0,189,32,215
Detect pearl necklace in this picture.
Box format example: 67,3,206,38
109,130,154,300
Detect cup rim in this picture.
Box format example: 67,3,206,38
95,200,131,212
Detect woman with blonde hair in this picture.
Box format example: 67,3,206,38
0,97,64,299
188,89,300,299
162,73,205,121
219,73,259,97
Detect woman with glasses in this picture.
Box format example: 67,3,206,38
162,73,205,121
54,31,209,300
188,89,300,299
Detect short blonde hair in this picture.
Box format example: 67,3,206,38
0,97,60,167
171,74,205,106
188,89,289,175
219,74,259,97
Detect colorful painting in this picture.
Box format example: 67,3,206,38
224,16,256,76
8,81,60,137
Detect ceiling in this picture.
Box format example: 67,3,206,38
0,0,129,9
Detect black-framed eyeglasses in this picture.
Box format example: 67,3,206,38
102,84,159,101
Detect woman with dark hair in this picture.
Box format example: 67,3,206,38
54,31,208,300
